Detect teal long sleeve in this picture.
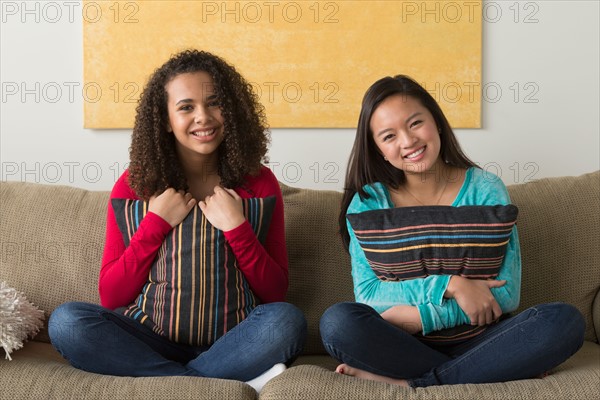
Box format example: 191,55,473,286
347,168,522,335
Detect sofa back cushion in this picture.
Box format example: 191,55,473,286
508,171,600,342
0,181,108,343
280,183,353,354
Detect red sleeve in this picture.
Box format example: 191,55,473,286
99,170,172,309
224,166,289,303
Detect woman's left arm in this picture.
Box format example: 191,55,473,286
488,227,521,310
468,173,522,313
423,227,521,331
382,228,521,334
416,173,522,334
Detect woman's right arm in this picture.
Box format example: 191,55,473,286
347,190,453,316
98,173,173,310
349,223,452,314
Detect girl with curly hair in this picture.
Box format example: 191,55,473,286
49,49,306,392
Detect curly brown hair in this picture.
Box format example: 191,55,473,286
128,49,270,200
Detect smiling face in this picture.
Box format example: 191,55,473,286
165,71,225,163
370,94,443,177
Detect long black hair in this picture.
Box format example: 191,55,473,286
339,75,477,250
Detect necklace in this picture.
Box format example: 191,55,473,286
401,178,449,206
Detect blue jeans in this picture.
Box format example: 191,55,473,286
49,301,306,381
320,302,584,387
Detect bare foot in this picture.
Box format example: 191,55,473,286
335,364,409,387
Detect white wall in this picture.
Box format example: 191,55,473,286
1,1,598,192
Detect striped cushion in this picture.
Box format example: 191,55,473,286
347,205,518,345
111,197,275,347
347,205,518,282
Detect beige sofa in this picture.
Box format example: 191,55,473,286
1,171,599,399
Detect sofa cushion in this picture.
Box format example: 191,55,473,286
0,182,109,343
1,341,256,399
111,197,274,347
280,183,353,355
508,171,600,342
260,342,600,400
346,205,518,281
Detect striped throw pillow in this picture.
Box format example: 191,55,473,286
111,197,275,347
347,205,518,282
347,205,518,345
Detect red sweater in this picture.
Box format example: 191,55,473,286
99,166,288,310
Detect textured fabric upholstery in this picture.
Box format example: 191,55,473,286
280,184,353,355
1,342,255,399
0,182,108,343
507,172,600,341
261,342,600,400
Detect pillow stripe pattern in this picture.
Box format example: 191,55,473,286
347,204,518,345
347,205,518,282
112,197,275,347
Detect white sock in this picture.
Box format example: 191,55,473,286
244,363,287,393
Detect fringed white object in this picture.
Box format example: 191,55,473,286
0,281,45,360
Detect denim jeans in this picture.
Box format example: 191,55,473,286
319,302,584,387
49,301,307,381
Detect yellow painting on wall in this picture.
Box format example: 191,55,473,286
83,1,482,128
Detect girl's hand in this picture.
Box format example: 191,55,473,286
148,188,196,227
380,305,422,334
198,186,245,231
445,276,506,326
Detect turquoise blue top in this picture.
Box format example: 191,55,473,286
346,167,522,335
